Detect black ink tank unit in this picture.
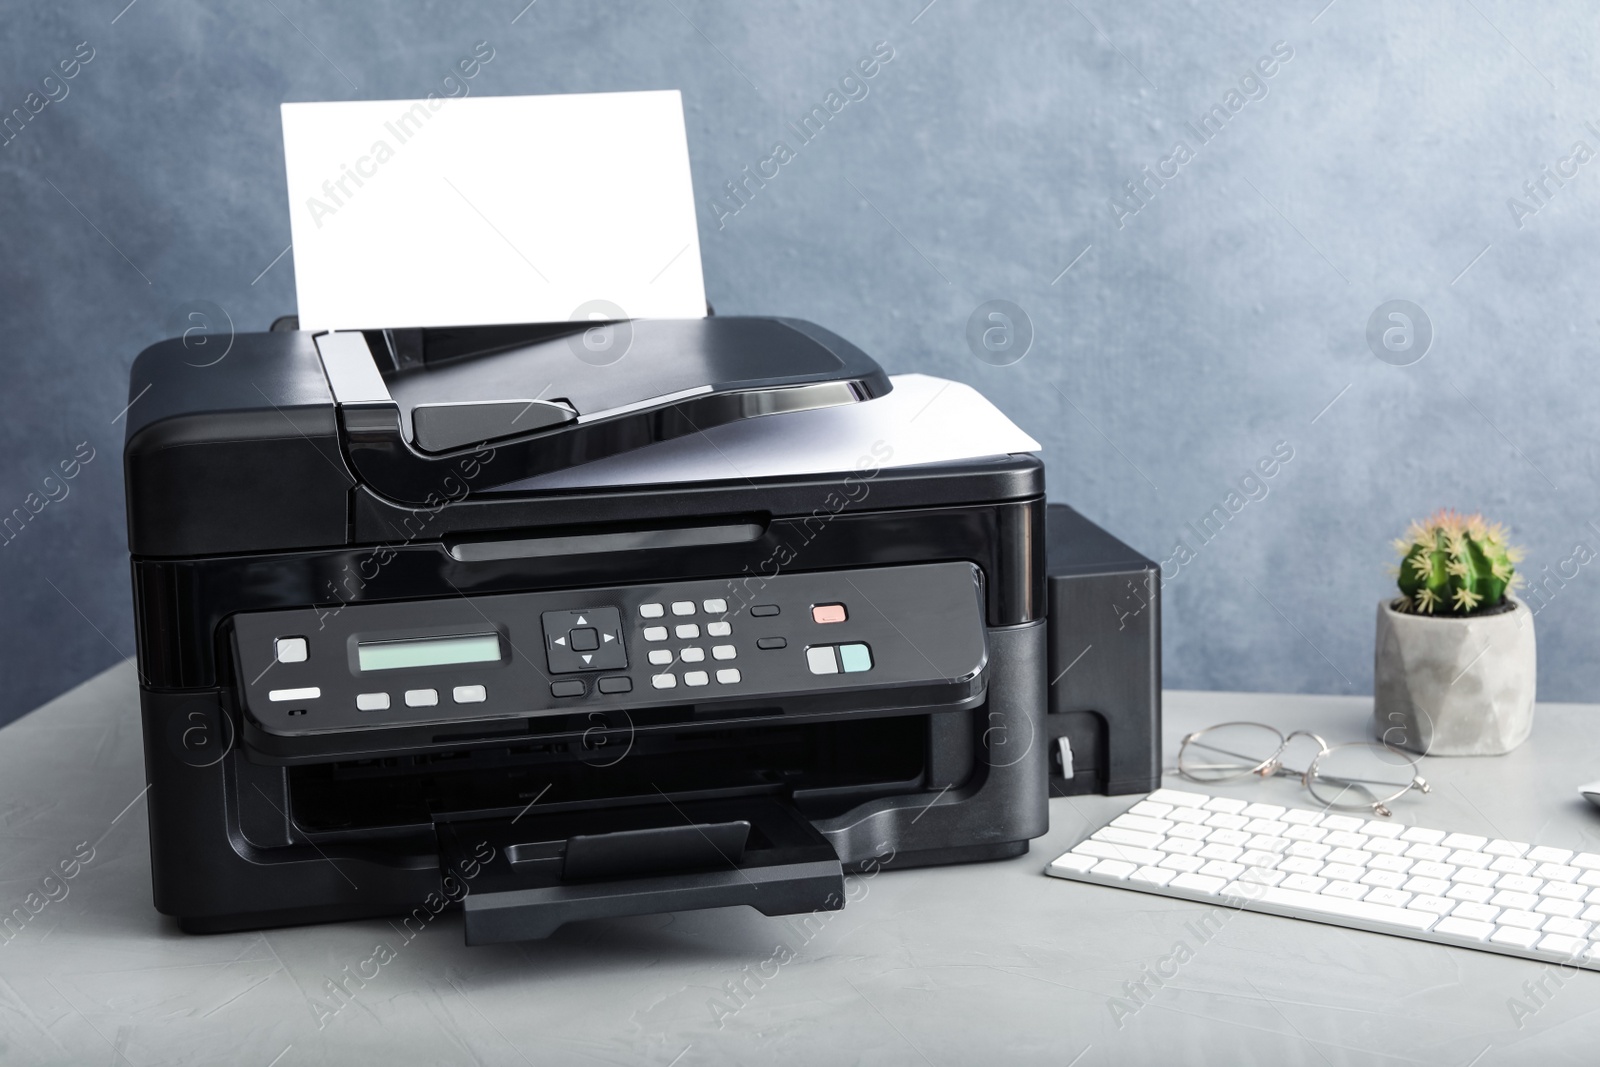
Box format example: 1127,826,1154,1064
123,316,1159,943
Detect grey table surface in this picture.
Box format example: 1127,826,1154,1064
3,663,1600,1066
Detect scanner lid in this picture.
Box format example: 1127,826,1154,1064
320,316,892,505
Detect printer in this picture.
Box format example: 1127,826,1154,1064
124,315,1160,944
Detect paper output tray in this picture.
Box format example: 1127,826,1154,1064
437,796,844,943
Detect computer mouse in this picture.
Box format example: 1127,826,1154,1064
1582,781,1600,809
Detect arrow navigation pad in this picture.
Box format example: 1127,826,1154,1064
541,607,627,674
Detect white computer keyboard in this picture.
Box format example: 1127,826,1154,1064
1047,787,1600,970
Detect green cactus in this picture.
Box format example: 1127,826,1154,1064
1393,510,1521,616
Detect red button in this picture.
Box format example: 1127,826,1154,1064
811,604,847,624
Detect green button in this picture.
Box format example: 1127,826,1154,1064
838,643,872,673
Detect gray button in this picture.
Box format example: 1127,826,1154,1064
404,688,439,707
671,601,696,616
681,647,705,663
716,669,741,684
643,626,668,642
453,685,486,703
648,649,673,666
639,603,664,618
712,644,736,661
675,623,700,640
684,671,709,686
703,598,728,613
274,637,308,664
707,621,732,637
598,676,632,694
356,692,390,711
806,647,838,675
269,686,320,702
551,680,585,698
652,674,677,689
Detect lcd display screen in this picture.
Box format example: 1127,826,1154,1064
357,633,502,672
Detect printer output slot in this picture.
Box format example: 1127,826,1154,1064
284,713,939,841
446,517,766,562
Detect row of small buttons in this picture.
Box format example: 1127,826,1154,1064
643,622,732,641
551,676,633,698
639,599,729,618
355,685,486,712
647,645,736,665
806,644,873,675
652,669,741,688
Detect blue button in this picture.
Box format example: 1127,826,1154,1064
838,643,873,673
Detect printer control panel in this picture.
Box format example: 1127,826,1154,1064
230,561,989,739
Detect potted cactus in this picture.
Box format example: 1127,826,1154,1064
1374,511,1535,756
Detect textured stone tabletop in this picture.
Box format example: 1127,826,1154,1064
2,662,1598,1065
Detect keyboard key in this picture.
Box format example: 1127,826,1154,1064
1365,888,1412,908
1406,844,1451,862
1447,884,1494,904
1400,827,1447,845
1131,865,1177,888
1571,853,1600,872
1076,840,1165,867
1363,820,1406,839
1277,857,1323,876
1497,875,1543,895
1580,871,1600,889
1490,856,1535,876
1096,827,1164,850
1448,850,1492,869
1206,813,1250,831
1453,868,1499,888
1169,824,1210,841
1408,896,1455,915
1247,835,1291,853
1087,858,1136,880
1244,819,1289,836
1324,881,1369,900
1169,872,1228,894
1281,809,1324,826
1238,850,1281,868
1049,852,1098,874
1168,807,1210,825
1451,902,1500,923
1436,917,1495,940
1158,854,1206,874
1537,864,1581,883
1242,803,1287,819
1323,831,1369,849
1491,927,1543,949
1584,904,1600,923
1442,833,1488,851
1535,898,1584,919
1129,801,1173,818
1198,843,1244,863
1321,863,1366,883
1202,796,1249,813
1161,836,1204,854
1541,917,1592,938
1492,891,1540,911
1287,842,1332,861
1369,854,1412,874
1404,877,1451,897
1483,840,1529,858
1327,848,1374,867
1541,882,1587,901
1281,874,1328,893
1538,933,1588,957
1199,860,1245,881
1361,870,1408,890
1367,838,1409,856
1528,846,1576,864
1322,815,1366,832
1411,861,1457,880
1239,867,1287,886
1498,910,1545,930
1284,825,1327,843
1207,829,1252,847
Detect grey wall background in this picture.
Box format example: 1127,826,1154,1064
2,0,1597,728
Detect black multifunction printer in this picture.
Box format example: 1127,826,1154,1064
124,316,1160,943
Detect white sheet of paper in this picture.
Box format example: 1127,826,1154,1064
500,374,1041,492
281,90,707,331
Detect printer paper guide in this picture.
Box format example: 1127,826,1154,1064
281,91,707,331
497,374,1042,492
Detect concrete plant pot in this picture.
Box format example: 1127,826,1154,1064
1373,598,1536,756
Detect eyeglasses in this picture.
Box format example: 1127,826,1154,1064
1176,721,1431,817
